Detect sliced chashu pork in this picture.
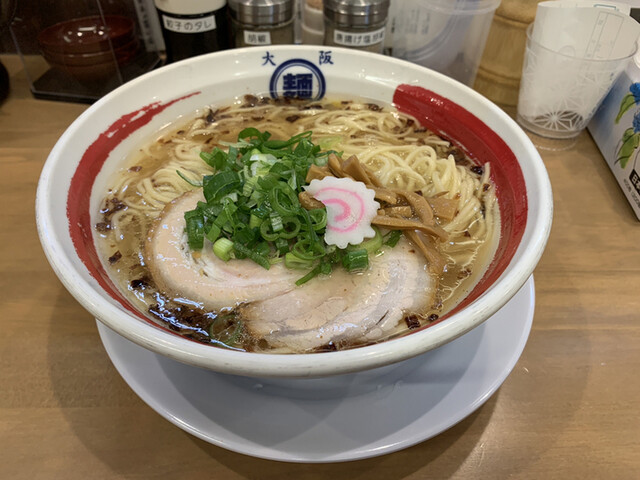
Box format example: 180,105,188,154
238,239,435,351
145,190,300,310
146,190,436,352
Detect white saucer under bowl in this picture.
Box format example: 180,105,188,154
97,276,535,463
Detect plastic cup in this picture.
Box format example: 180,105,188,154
391,0,501,86
517,23,637,141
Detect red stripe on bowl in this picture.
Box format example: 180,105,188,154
67,92,200,329
393,84,528,319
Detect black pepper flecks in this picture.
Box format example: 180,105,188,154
404,314,422,329
108,251,122,264
471,165,484,176
95,222,110,233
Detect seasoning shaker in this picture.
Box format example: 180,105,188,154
228,0,295,47
154,0,231,63
323,0,389,54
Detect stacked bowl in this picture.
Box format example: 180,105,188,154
38,15,138,83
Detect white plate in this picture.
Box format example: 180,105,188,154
97,276,535,463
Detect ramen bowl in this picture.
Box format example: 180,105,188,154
36,46,552,379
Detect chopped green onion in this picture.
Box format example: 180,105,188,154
308,208,327,231
249,214,262,229
251,202,271,219
198,201,221,220
233,242,270,270
320,262,332,275
263,130,312,149
278,216,301,239
241,178,255,197
180,127,402,279
203,171,241,203
209,316,244,348
269,183,299,216
270,212,284,232
200,147,232,171
213,238,234,261
254,241,270,258
225,321,244,346
274,237,290,255
384,230,403,247
294,259,333,285
206,223,221,243
342,248,369,272
176,170,203,187
285,252,314,270
184,209,205,250
257,175,279,191
238,127,270,143
228,146,239,166
292,238,326,260
233,225,256,245
295,265,322,286
351,227,382,254
299,209,325,255
260,219,279,242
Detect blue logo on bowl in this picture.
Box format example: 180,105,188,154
264,52,330,101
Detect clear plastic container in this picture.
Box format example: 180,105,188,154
8,0,162,103
391,0,501,86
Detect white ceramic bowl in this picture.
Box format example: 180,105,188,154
36,46,552,378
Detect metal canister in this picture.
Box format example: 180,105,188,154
323,0,389,54
228,0,295,47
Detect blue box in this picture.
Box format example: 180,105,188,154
588,56,640,220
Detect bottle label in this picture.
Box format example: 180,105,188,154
243,30,272,46
161,13,217,34
333,27,385,47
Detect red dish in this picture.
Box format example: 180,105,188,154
42,38,139,67
37,15,135,55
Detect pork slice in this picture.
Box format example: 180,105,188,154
238,238,435,352
145,190,299,311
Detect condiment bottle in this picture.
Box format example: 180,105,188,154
322,0,389,54
228,0,295,47
154,0,231,63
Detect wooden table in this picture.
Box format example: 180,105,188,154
1,54,639,479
